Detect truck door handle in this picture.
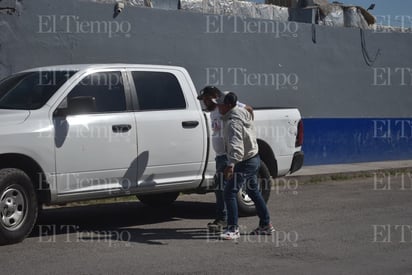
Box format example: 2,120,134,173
112,124,132,133
182,121,199,128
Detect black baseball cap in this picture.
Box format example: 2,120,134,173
197,86,222,100
212,91,238,106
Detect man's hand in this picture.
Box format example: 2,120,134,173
245,105,254,120
224,165,234,180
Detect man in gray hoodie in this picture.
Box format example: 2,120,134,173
215,91,274,240
197,86,254,232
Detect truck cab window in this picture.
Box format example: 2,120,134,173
0,71,75,110
131,71,186,111
67,71,126,114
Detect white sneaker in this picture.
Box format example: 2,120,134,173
220,229,240,240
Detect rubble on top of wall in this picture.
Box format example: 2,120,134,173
317,2,374,29
343,6,369,29
180,0,290,22
86,0,376,29
320,4,344,27
83,0,149,7
179,0,375,29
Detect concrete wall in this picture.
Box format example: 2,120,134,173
1,0,411,165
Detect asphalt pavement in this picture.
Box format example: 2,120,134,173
1,160,412,275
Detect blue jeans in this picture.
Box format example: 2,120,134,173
224,155,270,231
214,155,228,221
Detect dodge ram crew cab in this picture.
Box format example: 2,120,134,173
0,64,304,244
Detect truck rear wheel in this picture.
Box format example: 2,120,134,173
237,160,272,216
0,168,38,245
136,192,179,207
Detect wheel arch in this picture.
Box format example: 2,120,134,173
0,153,51,204
257,139,278,178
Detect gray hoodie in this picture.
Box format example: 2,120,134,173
222,105,258,166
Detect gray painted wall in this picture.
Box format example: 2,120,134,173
0,0,411,118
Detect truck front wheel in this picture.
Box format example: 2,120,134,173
237,160,272,216
0,168,38,245
136,192,180,207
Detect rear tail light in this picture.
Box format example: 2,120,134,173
295,119,304,147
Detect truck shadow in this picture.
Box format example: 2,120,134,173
78,227,222,245
30,198,220,244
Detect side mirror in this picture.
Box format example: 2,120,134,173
54,96,97,117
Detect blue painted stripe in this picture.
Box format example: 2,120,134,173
302,118,412,165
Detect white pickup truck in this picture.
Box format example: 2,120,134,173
0,64,303,244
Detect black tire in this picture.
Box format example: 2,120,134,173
0,168,38,245
237,160,272,216
136,192,179,207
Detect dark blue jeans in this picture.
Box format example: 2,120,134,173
214,155,228,221
224,155,270,231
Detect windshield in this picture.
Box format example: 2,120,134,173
0,70,77,110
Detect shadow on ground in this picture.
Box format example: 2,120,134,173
29,199,222,245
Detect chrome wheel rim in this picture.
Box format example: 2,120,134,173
240,187,254,206
239,176,264,206
0,187,27,230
